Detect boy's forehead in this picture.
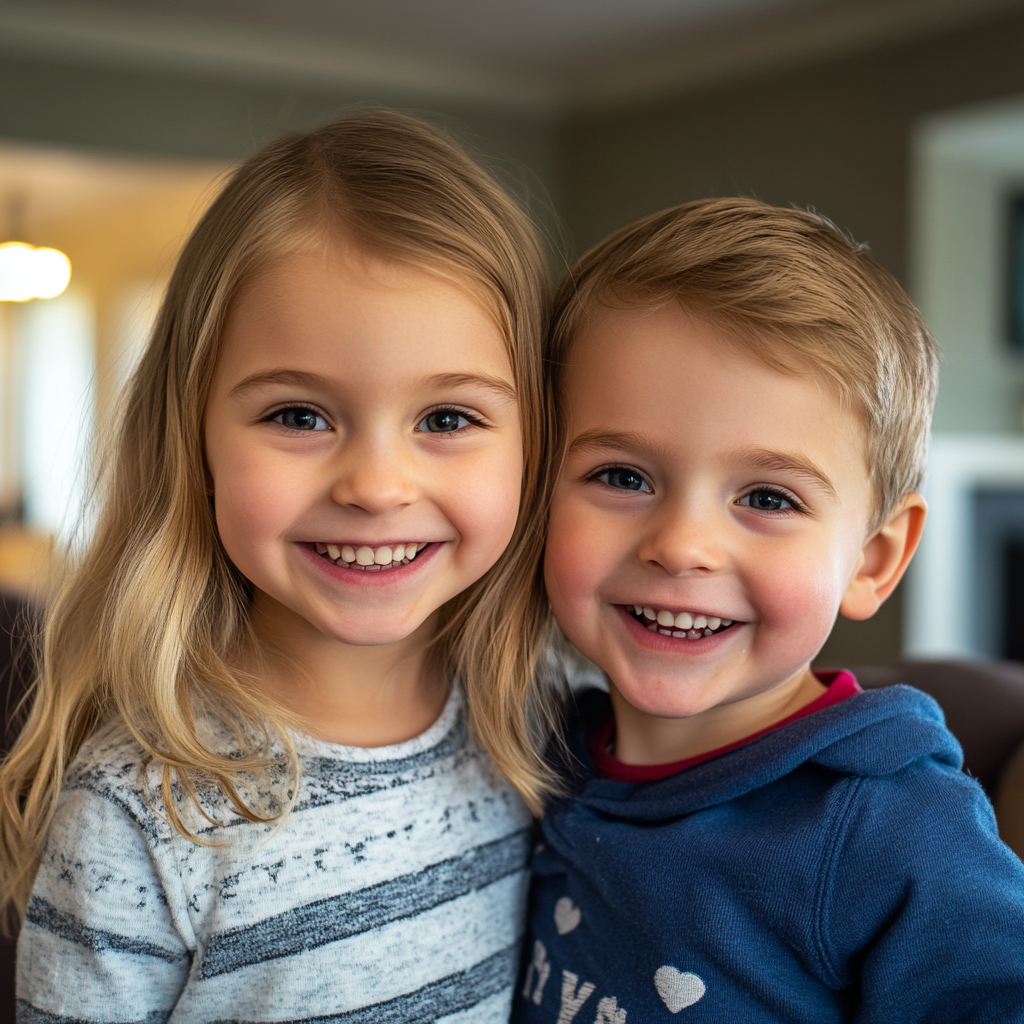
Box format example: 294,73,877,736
560,301,874,503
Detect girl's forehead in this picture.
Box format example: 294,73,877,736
214,245,514,389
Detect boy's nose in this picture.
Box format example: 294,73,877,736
638,507,725,576
329,437,419,514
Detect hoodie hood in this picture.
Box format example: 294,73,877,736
561,683,962,822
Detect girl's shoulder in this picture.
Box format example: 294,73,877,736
60,715,272,848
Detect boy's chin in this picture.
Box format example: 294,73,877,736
608,674,724,721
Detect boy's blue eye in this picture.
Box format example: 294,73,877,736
740,489,792,512
416,410,471,433
273,407,329,431
599,468,652,493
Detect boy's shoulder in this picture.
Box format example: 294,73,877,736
526,683,1024,1023
557,680,963,814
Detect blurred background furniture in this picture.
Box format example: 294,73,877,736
0,592,39,1020
856,660,1024,799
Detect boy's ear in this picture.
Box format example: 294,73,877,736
839,492,927,621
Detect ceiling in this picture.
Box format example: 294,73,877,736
0,0,1021,111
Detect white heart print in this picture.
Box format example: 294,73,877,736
654,966,706,1012
553,896,582,935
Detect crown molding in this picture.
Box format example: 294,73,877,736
0,2,556,112
0,0,1021,116
566,0,1024,110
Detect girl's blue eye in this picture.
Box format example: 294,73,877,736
598,468,652,493
273,407,329,431
740,489,793,512
416,410,471,433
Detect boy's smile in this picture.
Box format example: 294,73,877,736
546,303,920,764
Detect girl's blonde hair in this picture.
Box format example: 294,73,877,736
0,110,558,920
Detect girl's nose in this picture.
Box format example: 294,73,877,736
329,439,419,515
638,505,725,576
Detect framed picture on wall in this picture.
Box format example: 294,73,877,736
1009,193,1024,352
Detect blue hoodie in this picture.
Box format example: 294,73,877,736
513,684,1024,1024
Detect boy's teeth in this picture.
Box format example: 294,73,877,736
318,542,424,569
630,604,735,636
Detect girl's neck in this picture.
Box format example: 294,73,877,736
246,594,449,748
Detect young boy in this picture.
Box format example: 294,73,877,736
516,199,1024,1023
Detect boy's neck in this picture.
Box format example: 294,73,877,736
607,667,827,766
244,595,449,748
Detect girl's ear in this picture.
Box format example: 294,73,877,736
840,492,927,621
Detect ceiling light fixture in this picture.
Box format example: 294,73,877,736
0,240,72,302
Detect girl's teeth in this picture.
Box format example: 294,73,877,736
675,611,693,630
707,617,721,630
644,607,656,620
319,542,424,569
657,610,674,627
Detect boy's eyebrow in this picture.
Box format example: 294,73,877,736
567,429,677,463
735,447,839,500
568,431,839,499
229,369,516,401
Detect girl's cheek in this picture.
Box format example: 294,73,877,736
450,451,522,566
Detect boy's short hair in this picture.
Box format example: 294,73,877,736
550,198,939,531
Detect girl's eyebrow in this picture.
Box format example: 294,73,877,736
229,369,332,397
229,369,517,402
423,372,517,402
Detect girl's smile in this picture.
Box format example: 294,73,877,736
203,239,524,740
301,538,441,588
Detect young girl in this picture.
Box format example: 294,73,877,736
0,111,559,1021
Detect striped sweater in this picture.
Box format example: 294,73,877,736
17,686,532,1023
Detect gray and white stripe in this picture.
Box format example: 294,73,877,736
18,686,532,1023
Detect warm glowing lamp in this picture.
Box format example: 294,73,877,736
0,241,72,302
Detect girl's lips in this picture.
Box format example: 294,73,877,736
298,540,441,587
616,603,739,653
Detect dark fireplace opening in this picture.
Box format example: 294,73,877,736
1005,540,1024,661
974,490,1024,661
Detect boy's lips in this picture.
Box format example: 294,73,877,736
616,604,742,645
